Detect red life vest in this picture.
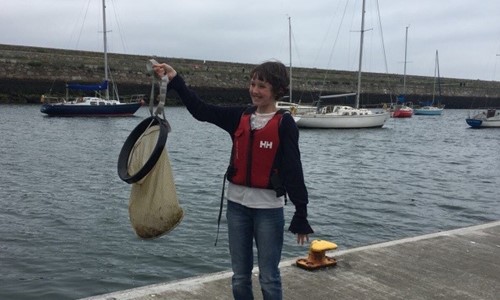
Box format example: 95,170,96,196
228,109,284,189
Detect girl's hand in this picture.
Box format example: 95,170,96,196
153,63,177,81
296,234,309,245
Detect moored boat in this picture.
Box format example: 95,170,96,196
392,105,413,118
414,105,444,115
295,0,390,129
296,105,389,129
414,50,444,116
391,27,413,119
391,96,413,118
466,108,500,128
40,0,143,117
40,94,143,117
275,17,316,117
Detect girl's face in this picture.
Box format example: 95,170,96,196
249,77,277,113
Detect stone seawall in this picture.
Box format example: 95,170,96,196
1,43,500,108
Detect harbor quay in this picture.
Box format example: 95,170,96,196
81,220,500,300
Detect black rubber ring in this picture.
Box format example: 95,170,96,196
117,116,169,184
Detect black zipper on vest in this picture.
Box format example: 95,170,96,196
246,129,254,186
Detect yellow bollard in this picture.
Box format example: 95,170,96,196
296,240,337,271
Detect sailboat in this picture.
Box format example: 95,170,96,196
40,0,143,117
414,50,445,115
391,96,413,118
391,26,413,118
275,16,316,117
296,0,389,129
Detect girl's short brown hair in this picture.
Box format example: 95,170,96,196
250,61,290,100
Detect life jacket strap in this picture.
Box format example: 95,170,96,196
214,170,227,246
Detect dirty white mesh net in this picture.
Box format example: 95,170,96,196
127,125,183,239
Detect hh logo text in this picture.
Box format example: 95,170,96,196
259,141,273,149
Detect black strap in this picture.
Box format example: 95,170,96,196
214,171,227,246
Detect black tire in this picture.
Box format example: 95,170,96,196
117,116,170,184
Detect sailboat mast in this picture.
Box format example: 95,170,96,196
403,26,409,95
355,0,367,109
102,0,109,100
432,51,436,102
432,49,441,103
436,50,441,99
288,16,293,103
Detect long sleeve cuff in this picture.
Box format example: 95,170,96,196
288,214,314,234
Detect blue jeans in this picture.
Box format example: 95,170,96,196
227,200,284,300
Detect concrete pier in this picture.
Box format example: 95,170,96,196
82,221,500,300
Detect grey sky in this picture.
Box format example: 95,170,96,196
2,0,500,81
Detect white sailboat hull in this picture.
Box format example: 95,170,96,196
480,119,500,127
414,106,444,115
297,111,389,129
466,109,500,128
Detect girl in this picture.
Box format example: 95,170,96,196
154,61,313,300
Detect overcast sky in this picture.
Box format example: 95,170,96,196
2,0,500,81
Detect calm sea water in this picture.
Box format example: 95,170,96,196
1,105,499,299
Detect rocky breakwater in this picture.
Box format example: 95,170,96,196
1,43,500,108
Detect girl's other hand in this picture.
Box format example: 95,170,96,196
296,234,309,245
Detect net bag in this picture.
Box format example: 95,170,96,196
118,116,183,239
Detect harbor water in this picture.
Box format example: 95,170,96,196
1,105,499,300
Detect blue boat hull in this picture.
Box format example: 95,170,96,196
465,118,483,128
41,102,142,117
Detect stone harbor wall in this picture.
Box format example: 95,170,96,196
1,44,499,108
